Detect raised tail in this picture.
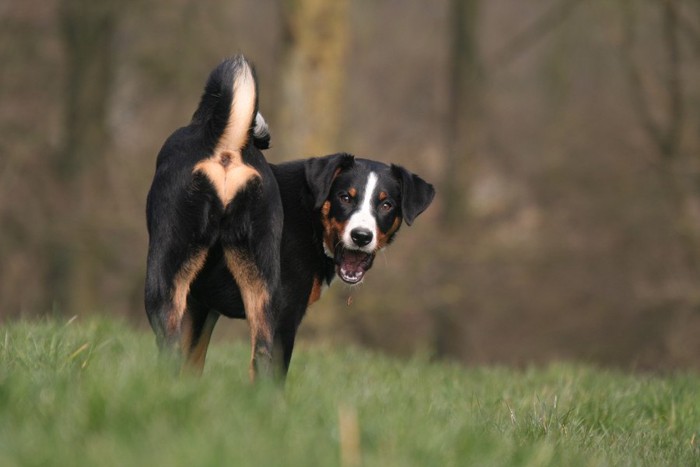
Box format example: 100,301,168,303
192,55,270,152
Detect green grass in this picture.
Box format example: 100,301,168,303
0,317,698,466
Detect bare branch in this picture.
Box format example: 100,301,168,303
619,0,684,160
661,0,684,159
619,0,663,149
672,0,700,55
490,0,586,69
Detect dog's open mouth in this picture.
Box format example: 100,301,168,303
335,247,375,284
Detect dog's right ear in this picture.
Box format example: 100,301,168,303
305,153,355,209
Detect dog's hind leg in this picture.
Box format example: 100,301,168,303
221,177,283,382
181,302,220,375
145,175,219,362
145,247,209,357
224,247,280,381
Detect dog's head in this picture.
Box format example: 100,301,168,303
305,154,435,284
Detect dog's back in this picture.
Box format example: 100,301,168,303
145,56,282,380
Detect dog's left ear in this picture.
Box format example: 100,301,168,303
305,153,355,209
391,164,436,226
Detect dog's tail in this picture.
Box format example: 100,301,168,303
192,55,270,151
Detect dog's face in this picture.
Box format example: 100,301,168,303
306,154,435,284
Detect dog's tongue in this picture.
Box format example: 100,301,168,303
337,249,374,284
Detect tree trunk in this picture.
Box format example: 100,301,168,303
433,0,481,359
277,0,350,159
59,0,115,180
441,0,480,229
620,0,700,301
49,0,117,314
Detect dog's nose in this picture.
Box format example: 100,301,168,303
350,228,373,247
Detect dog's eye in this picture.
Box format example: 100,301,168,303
339,193,352,204
380,201,394,212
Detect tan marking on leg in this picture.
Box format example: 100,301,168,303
224,249,273,381
176,311,194,376
178,311,193,350
166,249,208,337
185,312,219,375
193,151,260,207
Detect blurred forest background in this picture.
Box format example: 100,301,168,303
2,0,700,370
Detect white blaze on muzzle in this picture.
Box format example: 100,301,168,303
343,172,379,252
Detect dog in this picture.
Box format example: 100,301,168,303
145,55,435,380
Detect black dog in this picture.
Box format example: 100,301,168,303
145,56,435,380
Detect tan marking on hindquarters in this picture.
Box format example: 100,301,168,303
166,249,208,337
193,60,260,207
193,151,260,207
184,312,219,375
224,249,272,381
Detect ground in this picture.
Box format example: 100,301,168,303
0,317,697,466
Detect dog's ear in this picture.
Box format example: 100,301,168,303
305,153,355,209
391,164,436,226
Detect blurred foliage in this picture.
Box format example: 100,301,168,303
1,0,700,369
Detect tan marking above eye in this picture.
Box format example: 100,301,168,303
378,191,388,201
348,187,357,198
193,150,260,206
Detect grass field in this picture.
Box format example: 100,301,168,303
0,317,698,466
